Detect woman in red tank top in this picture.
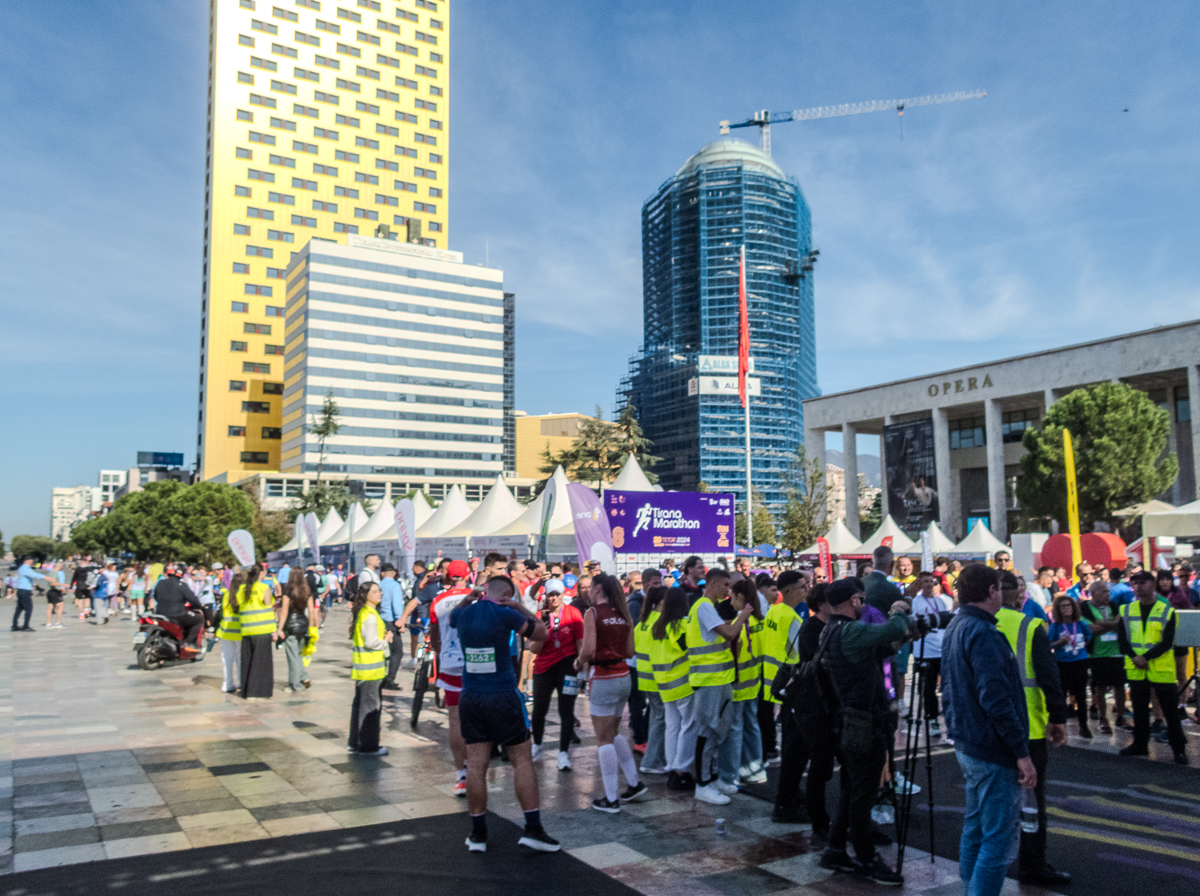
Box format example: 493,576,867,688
575,574,645,811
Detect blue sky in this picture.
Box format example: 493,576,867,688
2,0,1199,539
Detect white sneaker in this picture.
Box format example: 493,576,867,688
557,751,572,771
743,770,767,784
738,764,753,778
894,771,920,795
531,743,544,762
639,765,670,775
694,782,731,805
715,780,740,795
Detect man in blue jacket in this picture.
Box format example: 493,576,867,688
942,564,1037,896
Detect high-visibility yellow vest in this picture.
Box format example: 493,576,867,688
1121,601,1177,683
648,617,692,702
759,602,802,704
352,605,387,681
733,620,760,702
634,611,660,695
995,607,1047,740
217,588,242,642
237,582,275,637
684,597,735,687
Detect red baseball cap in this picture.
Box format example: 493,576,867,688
447,560,470,578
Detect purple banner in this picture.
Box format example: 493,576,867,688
605,490,735,554
566,484,615,574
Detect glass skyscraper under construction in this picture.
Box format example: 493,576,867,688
621,140,818,511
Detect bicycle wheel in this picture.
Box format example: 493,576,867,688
410,657,429,729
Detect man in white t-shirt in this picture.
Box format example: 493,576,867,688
911,571,951,735
429,559,475,796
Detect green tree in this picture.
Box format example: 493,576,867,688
735,487,777,548
240,483,291,556
71,518,110,557
99,480,256,563
539,406,663,491
0,527,5,555
778,446,828,553
10,535,60,562
1016,382,1178,531
290,481,372,520
614,403,661,484
308,388,341,484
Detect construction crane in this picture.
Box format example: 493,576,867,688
720,90,986,154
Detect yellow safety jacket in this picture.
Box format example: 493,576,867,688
217,588,242,641
634,611,660,695
732,620,760,702
995,607,1047,740
237,582,275,637
351,605,387,681
1121,600,1177,683
648,617,692,702
759,602,802,705
684,596,736,687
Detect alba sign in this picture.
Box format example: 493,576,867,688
688,376,761,397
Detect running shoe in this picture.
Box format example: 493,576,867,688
557,751,572,771
361,746,389,756
518,826,561,852
743,769,767,784
592,797,621,813
531,743,544,762
694,782,731,805
639,765,669,775
929,720,941,737
819,848,859,873
715,780,740,795
856,858,903,886
465,833,487,853
619,782,649,802
453,779,467,797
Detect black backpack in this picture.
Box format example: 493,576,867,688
772,620,843,742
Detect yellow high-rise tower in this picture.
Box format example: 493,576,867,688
200,0,449,479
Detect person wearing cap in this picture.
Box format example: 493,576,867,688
529,577,584,770
818,576,911,885
378,563,407,689
429,559,476,796
1117,570,1187,764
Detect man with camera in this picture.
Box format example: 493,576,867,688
818,577,911,886
942,564,1037,896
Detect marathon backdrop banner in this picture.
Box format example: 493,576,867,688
605,490,735,554
883,419,939,533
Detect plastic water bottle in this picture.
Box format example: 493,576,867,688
1020,789,1039,833
716,818,726,836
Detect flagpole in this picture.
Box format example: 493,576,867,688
739,244,753,553
745,380,753,552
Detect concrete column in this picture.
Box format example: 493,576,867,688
880,416,894,520
805,427,827,525
843,423,860,537
984,398,1008,541
933,409,953,537
1189,365,1200,504
1044,388,1056,415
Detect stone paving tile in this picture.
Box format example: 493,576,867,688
87,784,165,813
103,832,192,859
13,813,96,836
259,812,341,837
13,843,107,872
13,826,101,853
175,808,257,830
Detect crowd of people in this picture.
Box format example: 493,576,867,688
7,544,1196,887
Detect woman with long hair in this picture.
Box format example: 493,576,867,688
717,579,766,789
576,573,646,811
216,571,245,693
348,581,391,755
1049,595,1092,738
128,563,147,616
278,573,317,693
237,563,276,699
652,587,696,791
634,585,669,775
528,579,584,770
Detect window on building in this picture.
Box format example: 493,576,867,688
231,301,250,312
238,72,255,85
315,90,340,104
356,136,380,149
242,363,271,375
267,191,295,204
269,153,296,167
429,85,441,96
267,229,295,242
294,66,320,81
229,425,247,437
335,113,361,127
294,103,318,118
294,31,319,46
377,123,399,137
231,340,249,352
235,185,251,196
314,54,340,69
334,149,360,162
395,145,417,157
428,221,441,232
296,0,320,10
245,285,273,298
248,131,275,144
376,158,398,171
248,168,275,181
246,245,274,257
428,186,441,197
313,163,339,175
316,18,340,33
429,52,442,63
250,56,277,71
1175,385,1191,423
239,34,255,47
263,381,284,394
291,214,317,226
374,193,397,206
241,451,271,464
244,322,272,334
364,481,386,498
356,171,379,183
234,223,251,235
354,208,379,220
266,478,284,497
949,416,985,450
271,44,298,59
267,267,286,278
395,179,416,191
237,109,253,122
428,152,441,163
271,79,297,94
233,262,250,274
292,176,318,189
241,0,256,9
1001,408,1039,443
236,146,252,158
262,427,283,439
252,19,277,34
396,44,417,58
293,140,318,153
269,116,297,131
337,7,361,22
273,6,298,22
230,380,247,391
357,0,380,10
358,30,381,46
336,77,361,92
312,199,337,212
356,65,380,80
247,206,274,219
396,76,417,89
314,127,339,140
334,222,358,233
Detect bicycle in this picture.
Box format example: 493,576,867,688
410,626,444,729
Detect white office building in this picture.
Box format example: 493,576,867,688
279,236,511,493
50,485,94,541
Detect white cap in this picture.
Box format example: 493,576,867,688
544,579,565,595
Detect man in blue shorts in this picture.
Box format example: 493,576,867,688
450,575,560,854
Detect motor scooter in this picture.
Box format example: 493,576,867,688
133,612,206,670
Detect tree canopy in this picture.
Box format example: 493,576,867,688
539,405,660,490
290,480,372,519
777,445,829,553
1016,382,1178,531
735,486,777,549
10,535,71,562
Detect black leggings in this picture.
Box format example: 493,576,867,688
531,654,578,752
1058,660,1089,727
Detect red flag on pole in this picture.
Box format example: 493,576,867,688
738,245,749,408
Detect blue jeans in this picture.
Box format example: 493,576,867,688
955,749,1021,896
717,698,762,785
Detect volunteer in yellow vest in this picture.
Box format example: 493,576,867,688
684,567,753,806
996,572,1071,888
716,579,766,791
216,570,244,694
1118,570,1187,764
650,587,696,791
236,564,276,699
348,581,392,755
633,585,670,776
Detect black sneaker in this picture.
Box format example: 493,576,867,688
1019,864,1073,886
620,782,649,802
1079,726,1093,739
666,771,695,791
1175,750,1189,766
771,805,810,824
465,833,487,853
856,858,903,886
1150,719,1166,734
592,797,621,813
819,848,859,873
518,826,561,852
1119,744,1149,757
811,823,830,846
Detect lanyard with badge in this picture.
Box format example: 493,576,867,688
548,609,567,649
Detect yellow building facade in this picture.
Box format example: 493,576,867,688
200,0,450,480
512,412,606,480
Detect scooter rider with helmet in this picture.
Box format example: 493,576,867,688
152,563,206,653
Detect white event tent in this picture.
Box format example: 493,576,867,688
899,521,959,556
415,485,473,561
798,518,863,556
953,521,1009,558
856,515,916,555
1142,499,1200,537
610,454,656,492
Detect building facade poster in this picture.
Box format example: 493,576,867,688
883,419,939,533
605,490,734,554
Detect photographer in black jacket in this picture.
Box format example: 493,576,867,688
819,577,910,887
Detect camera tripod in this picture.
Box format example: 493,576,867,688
893,635,937,872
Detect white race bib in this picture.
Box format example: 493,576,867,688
1100,632,1117,642
464,646,497,674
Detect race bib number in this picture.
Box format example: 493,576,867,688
464,647,497,674
1100,632,1117,642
